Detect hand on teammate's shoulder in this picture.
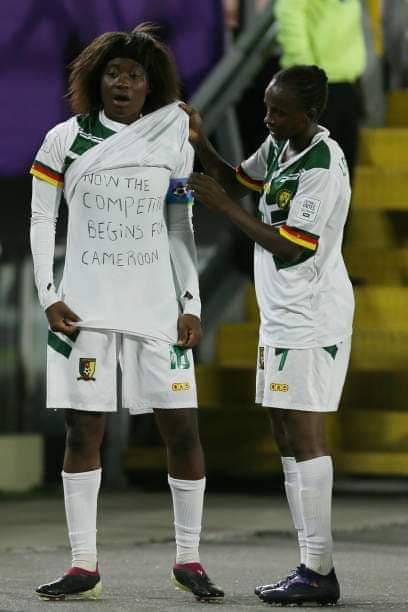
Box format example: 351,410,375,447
179,102,204,146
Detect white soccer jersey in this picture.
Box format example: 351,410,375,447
237,127,354,348
30,105,200,344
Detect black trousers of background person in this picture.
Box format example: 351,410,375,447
320,81,365,251
320,81,365,185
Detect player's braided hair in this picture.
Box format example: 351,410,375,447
68,22,180,115
274,65,328,119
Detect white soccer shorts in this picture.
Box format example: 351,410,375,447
46,328,197,413
255,337,351,412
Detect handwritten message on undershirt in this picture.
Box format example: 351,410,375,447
79,172,165,268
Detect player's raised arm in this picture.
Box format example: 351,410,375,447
179,102,248,201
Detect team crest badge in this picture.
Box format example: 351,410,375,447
277,189,291,208
77,358,96,381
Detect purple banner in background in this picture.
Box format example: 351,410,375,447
1,0,224,176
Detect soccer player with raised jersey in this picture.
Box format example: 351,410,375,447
30,24,223,603
183,64,354,606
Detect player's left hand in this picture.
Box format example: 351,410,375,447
177,314,202,349
188,173,235,213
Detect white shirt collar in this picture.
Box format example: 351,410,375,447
277,125,330,169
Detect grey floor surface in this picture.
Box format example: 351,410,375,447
0,489,407,611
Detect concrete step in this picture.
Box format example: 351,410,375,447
341,411,408,453
123,445,408,477
343,247,408,285
358,128,408,167
124,409,408,477
0,435,43,492
346,209,407,249
217,323,408,371
386,89,408,126
196,365,408,412
353,286,408,329
196,364,255,408
245,285,408,329
353,167,408,209
335,451,408,476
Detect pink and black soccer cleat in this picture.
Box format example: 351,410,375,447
36,566,102,600
172,562,224,602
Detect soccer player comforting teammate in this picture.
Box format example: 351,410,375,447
30,23,353,606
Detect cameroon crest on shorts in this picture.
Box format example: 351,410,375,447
77,358,96,381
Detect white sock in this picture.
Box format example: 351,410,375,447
297,456,334,575
281,457,306,565
62,468,101,571
168,475,206,564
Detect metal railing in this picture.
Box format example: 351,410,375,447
191,2,277,133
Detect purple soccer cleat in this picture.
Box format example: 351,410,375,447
257,564,340,605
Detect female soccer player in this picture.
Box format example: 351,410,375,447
183,64,353,606
30,24,223,603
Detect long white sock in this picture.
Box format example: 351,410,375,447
297,456,334,575
62,468,101,571
281,457,306,565
168,475,206,564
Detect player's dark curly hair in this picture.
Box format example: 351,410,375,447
274,65,328,119
68,23,180,115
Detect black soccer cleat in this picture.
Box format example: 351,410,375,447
258,564,340,606
255,564,305,597
36,566,102,600
172,562,224,602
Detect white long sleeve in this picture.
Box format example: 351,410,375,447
167,203,201,319
30,176,62,310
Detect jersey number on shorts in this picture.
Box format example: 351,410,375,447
170,346,190,369
275,348,289,371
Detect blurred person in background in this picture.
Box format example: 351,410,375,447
274,0,366,183
383,0,408,88
30,24,223,604
183,63,353,606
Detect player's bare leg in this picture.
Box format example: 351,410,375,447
281,409,328,461
154,408,223,602
36,411,105,600
154,407,204,479
63,410,106,472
